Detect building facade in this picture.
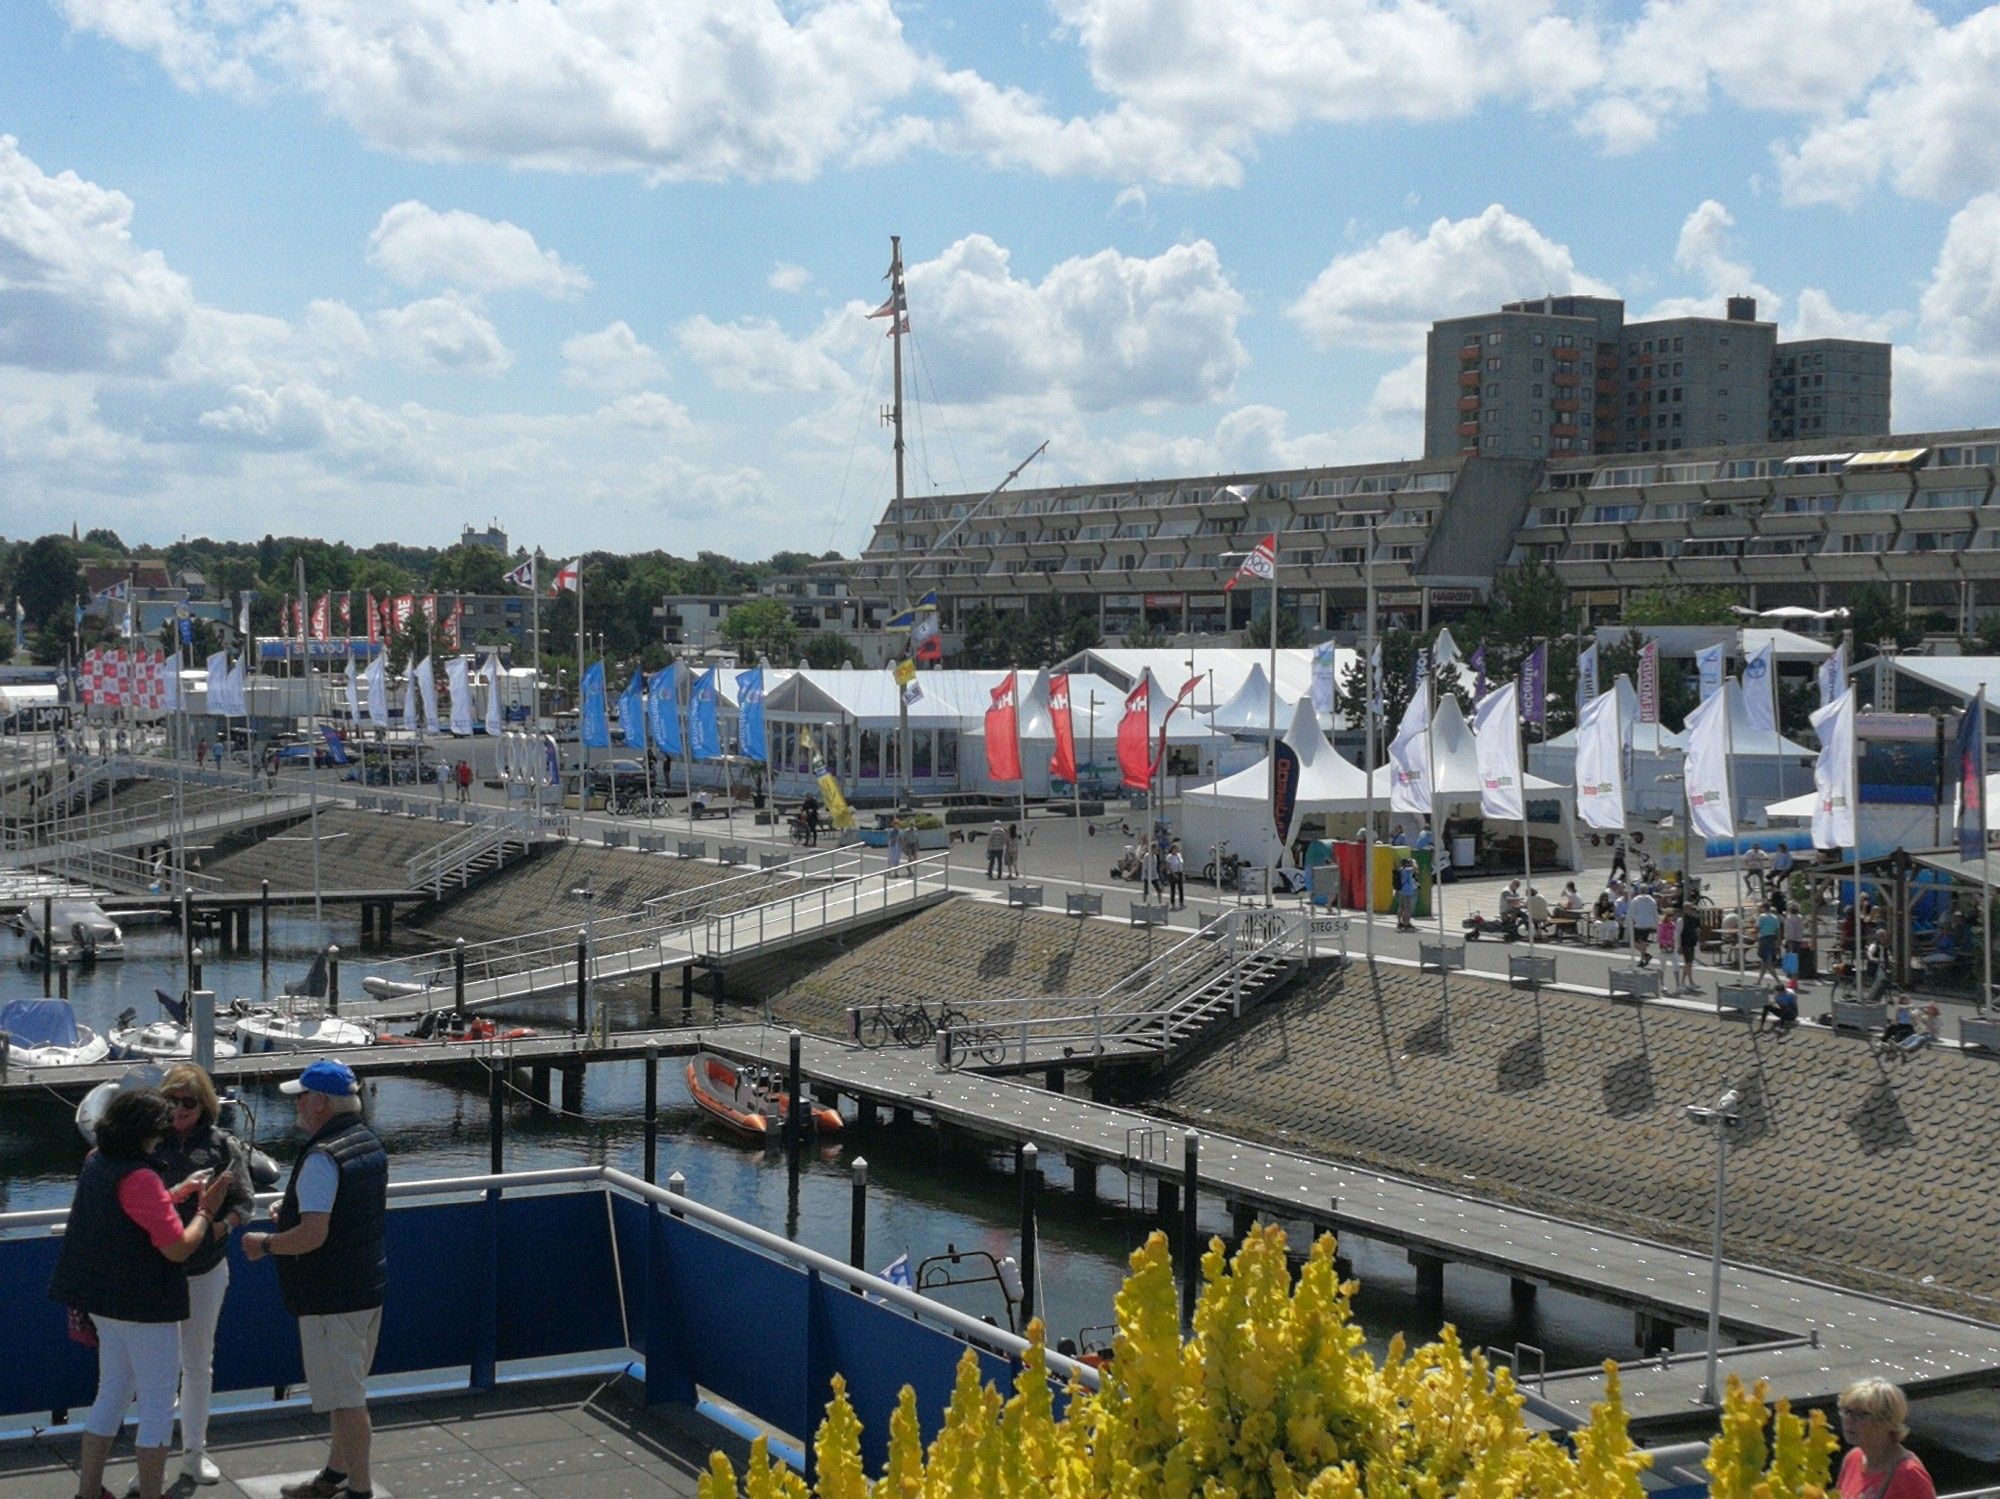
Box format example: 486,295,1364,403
1423,296,1890,461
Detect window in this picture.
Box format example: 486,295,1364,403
1533,358,1545,372
1486,357,1501,371
1482,435,1498,450
1674,337,1684,352
1463,333,1481,347
1532,410,1542,424
1486,382,1500,397
1487,331,1502,344
1909,488,1985,509
1532,332,1545,346
1532,435,1544,450
1531,383,1544,398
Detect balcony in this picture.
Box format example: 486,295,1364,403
1458,394,1480,413
1553,399,1579,414
1456,421,1479,438
1551,423,1579,439
1552,369,1580,387
1596,378,1618,396
1460,346,1481,364
1551,344,1579,361
1459,370,1481,388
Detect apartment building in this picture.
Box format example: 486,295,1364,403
1424,296,1889,461
841,430,2000,642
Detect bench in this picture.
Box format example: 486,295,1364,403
1714,985,1763,1020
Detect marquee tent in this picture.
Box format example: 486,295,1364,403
1179,697,1381,877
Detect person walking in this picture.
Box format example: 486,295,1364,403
1004,823,1020,880
1677,901,1702,991
886,818,904,872
897,818,919,876
48,1089,234,1499
152,1064,256,1487
242,1061,388,1499
1166,840,1186,909
455,759,472,803
1139,838,1159,899
986,823,1005,880
1754,902,1785,986
1834,1378,1935,1498
1395,859,1418,931
1629,886,1659,966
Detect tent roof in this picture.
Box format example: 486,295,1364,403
1201,662,1298,736
1422,694,1568,797
765,667,1004,726
1894,656,2000,705
1199,697,1376,809
1710,677,1816,757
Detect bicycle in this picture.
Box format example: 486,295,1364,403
855,998,932,1049
944,1021,1008,1067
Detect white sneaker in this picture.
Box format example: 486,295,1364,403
180,1451,222,1486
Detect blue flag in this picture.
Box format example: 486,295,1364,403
619,669,647,751
1958,688,1986,863
648,665,681,755
177,616,193,646
690,667,721,760
736,667,767,764
320,726,351,766
579,661,610,749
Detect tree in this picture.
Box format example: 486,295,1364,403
1846,583,1921,654
721,598,797,663
15,535,80,631
82,528,126,553
1598,633,1696,730
697,1225,1834,1499
803,634,864,669
429,543,509,596
1622,585,1739,626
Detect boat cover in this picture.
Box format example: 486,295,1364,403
1,998,82,1048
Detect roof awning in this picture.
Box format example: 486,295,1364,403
1845,448,1929,468
1913,849,2000,891
1782,453,1853,466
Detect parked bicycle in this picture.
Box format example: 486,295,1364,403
855,997,934,1049
943,1019,1008,1067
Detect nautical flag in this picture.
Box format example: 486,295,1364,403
880,1252,913,1289
648,665,682,755
321,726,352,766
1577,642,1598,710
1812,689,1857,851
505,557,536,589
416,656,440,732
892,656,921,706
1310,641,1335,715
1116,676,1152,789
344,658,359,721
1574,688,1626,833
551,559,580,596
579,661,609,749
1521,643,1548,727
365,657,389,727
1471,680,1524,820
445,657,473,736
910,593,942,663
1696,643,1726,702
689,668,721,759
1047,672,1077,784
238,593,253,641
1637,641,1660,725
620,669,648,751
1957,689,1985,863
736,667,767,761
484,656,505,738
1387,678,1432,817
985,671,1022,783
1224,533,1277,593
1683,688,1735,840
1742,641,1778,739
1818,642,1847,708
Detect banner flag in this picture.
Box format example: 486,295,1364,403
344,658,360,721
1223,533,1277,593
1812,690,1858,851
1116,677,1152,789
1956,689,1984,862
690,668,721,760
1696,643,1726,702
1742,642,1778,738
648,665,682,755
1577,642,1598,709
985,671,1022,782
1637,641,1660,725
736,667,767,762
1047,672,1078,783
1683,687,1735,839
365,657,388,727
1472,680,1524,820
445,657,473,736
1574,688,1626,832
1310,642,1335,716
1819,642,1847,708
1521,642,1548,727
1271,738,1301,847
1387,679,1432,816
416,656,439,733
620,670,648,751
484,655,505,738
579,661,610,749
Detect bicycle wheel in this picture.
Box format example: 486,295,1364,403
896,1009,936,1048
975,1028,1007,1066
935,1003,973,1032
859,1011,892,1049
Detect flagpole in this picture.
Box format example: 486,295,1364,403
297,558,322,924
1519,709,1535,956
576,561,587,809
1362,520,1377,960
1265,550,1278,910
1978,687,1991,1016
531,554,543,730
1726,680,1742,976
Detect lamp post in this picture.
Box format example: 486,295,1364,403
1684,1086,1742,1407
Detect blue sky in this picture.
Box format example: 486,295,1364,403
5,0,2000,560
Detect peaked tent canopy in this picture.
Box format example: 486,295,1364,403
1180,697,1379,876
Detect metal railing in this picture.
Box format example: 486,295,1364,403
405,810,537,897
702,850,953,959
1,782,258,856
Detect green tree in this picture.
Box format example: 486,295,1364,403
82,528,126,553
348,557,415,597
802,633,864,669
15,535,80,630
29,623,71,665
429,543,509,595
721,598,797,663
1598,633,1697,730
1846,583,1921,653
1622,584,1739,626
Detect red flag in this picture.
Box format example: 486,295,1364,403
1048,672,1077,784
394,595,414,629
336,593,350,634
1117,676,1153,789
1157,674,1201,767
311,594,329,640
364,592,378,644
1224,533,1277,593
985,671,1022,782
551,559,580,596
447,597,464,649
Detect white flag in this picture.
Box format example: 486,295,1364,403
1387,680,1432,816
1818,642,1847,708
1574,688,1626,832
445,657,474,736
1696,643,1726,702
161,651,182,712
416,656,439,731
1577,642,1598,709
205,650,229,712
1810,690,1857,850
365,657,389,727
1683,688,1735,839
1310,641,1335,715
1742,642,1778,739
1472,679,1525,821
484,655,504,738
344,659,360,722
403,670,419,733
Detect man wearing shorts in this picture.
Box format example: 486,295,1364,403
243,1060,388,1499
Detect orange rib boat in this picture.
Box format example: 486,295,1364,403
685,1051,842,1141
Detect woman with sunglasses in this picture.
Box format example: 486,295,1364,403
1835,1378,1934,1499
150,1064,256,1487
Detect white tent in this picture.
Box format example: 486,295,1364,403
1410,694,1582,871
1201,662,1300,737
1529,675,1685,817
1180,697,1380,876
1894,655,2000,706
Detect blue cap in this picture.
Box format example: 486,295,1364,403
279,1058,359,1097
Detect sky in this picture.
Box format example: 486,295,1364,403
6,0,2000,562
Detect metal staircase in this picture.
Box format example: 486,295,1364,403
406,812,538,898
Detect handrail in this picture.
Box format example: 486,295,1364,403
405,809,535,897
701,850,953,958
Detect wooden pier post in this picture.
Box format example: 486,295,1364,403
650,970,661,1025
1511,1277,1538,1313
680,965,694,1027
559,1062,584,1115
360,901,374,946
529,1064,551,1113
1068,1154,1098,1203
1410,1251,1445,1320
1018,1143,1040,1329
1179,1130,1200,1329
326,945,340,1014
643,1046,659,1184
1043,1067,1064,1094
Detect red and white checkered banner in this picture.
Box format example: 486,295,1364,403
79,647,172,710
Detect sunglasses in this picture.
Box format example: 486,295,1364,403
1836,1406,1880,1421
166,1095,201,1111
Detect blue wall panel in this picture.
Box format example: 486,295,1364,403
497,1192,627,1360
657,1212,810,1439
0,1234,101,1419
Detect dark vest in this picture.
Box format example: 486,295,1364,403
47,1153,190,1324
275,1113,388,1316
153,1122,253,1277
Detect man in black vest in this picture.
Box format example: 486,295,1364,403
242,1060,387,1499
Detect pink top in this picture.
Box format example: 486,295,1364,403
116,1169,186,1254
1836,1449,1935,1499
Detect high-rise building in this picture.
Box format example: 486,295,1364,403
1424,296,1889,460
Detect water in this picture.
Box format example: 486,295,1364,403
8,921,1996,1482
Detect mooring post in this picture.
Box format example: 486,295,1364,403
574,930,588,1037
488,1063,504,1175
454,938,467,1018
326,945,340,1015
787,1028,806,1146
42,895,53,996
189,944,203,994
1019,1142,1040,1330
849,1156,869,1269
1181,1129,1200,1330
643,1045,660,1185
680,965,694,1026
57,957,69,1001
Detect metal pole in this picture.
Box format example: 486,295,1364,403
1179,1128,1200,1330
1980,689,1993,1015
190,944,203,994
260,879,270,996
1264,552,1278,909
191,988,215,1073
488,1063,504,1175
454,938,467,1018
325,944,339,1014
1520,716,1535,956
574,930,588,1036
1846,628,1863,998
299,557,322,925
787,1028,805,1146
1363,520,1377,960
1018,1142,1040,1330
849,1157,869,1269
1702,1111,1731,1405
41,895,52,996
643,1045,659,1184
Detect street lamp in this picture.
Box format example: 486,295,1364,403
1684,1086,1743,1407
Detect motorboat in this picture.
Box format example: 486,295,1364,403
0,997,111,1066
361,976,436,1001
11,899,126,965
108,991,240,1062
373,1010,537,1046
75,1066,283,1188
228,999,375,1054
683,1049,841,1141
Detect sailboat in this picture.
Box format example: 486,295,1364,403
0,997,111,1066
228,952,375,1053
109,990,240,1062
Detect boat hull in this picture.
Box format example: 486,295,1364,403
683,1052,840,1140
109,1023,240,1062
232,1014,376,1053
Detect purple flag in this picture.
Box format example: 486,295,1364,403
1472,644,1487,700
1521,643,1548,726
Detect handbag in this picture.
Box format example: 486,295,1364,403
1781,950,1800,978
66,1306,98,1349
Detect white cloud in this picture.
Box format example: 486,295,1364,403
371,295,513,375
768,262,812,294
561,322,666,391
677,315,853,395
367,201,589,298
1289,205,1611,351
1636,200,1780,320
1787,288,1899,343
0,134,193,374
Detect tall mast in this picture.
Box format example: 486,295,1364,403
887,235,908,608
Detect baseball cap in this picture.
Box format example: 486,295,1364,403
279,1058,359,1096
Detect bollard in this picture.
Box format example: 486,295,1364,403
1180,1129,1200,1330
190,945,203,994
488,1064,504,1175
326,946,340,1014
454,938,467,1018
667,1170,687,1219
650,970,661,1024
787,1029,805,1145
191,989,215,1073
850,1157,869,1269
57,958,69,1001
260,881,271,993
644,1046,660,1184
1019,1142,1041,1328
574,931,588,1037
42,896,53,996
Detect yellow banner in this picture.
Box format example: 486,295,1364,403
800,727,856,829
892,658,917,688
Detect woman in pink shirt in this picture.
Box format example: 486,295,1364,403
1835,1378,1936,1499
48,1089,233,1499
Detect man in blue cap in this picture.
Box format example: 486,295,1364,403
242,1060,387,1499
